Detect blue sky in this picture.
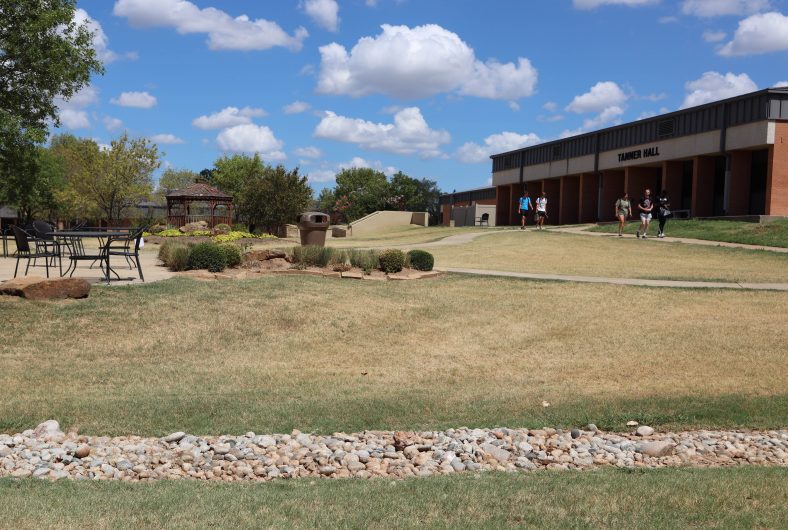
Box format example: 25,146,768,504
57,0,788,193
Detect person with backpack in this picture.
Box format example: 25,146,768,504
518,190,532,230
656,190,671,238
615,192,632,237
636,188,654,239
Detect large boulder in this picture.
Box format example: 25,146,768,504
0,276,91,300
179,221,209,233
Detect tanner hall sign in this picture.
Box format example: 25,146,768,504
617,146,661,162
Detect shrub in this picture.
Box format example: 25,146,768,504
158,241,192,271
187,242,227,272
406,250,434,271
378,249,405,273
218,243,242,268
232,223,248,232
168,245,192,272
346,249,379,273
291,245,336,267
155,228,184,237
213,223,232,235
213,231,277,243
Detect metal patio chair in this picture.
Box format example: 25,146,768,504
11,225,61,278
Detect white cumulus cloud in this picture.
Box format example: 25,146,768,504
294,146,322,158
566,81,628,113
59,109,91,129
113,0,308,51
111,91,157,108
216,124,285,160
573,0,659,9
681,71,758,108
316,24,537,101
314,107,450,158
301,0,339,32
192,106,267,129
456,132,542,164
74,8,122,63
54,85,99,129
718,12,788,56
103,116,124,132
283,101,311,115
681,0,771,17
775,81,788,87
150,134,185,144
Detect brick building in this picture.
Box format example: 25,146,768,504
442,87,788,226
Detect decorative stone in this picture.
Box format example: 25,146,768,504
1,277,90,300
163,432,186,443
636,441,674,457
74,445,91,459
570,429,581,439
33,420,61,438
636,426,655,437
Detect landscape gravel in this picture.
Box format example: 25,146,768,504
0,421,785,482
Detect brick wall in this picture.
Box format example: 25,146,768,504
766,121,788,215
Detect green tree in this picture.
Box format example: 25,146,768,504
54,133,159,223
333,167,389,222
50,133,102,220
0,144,67,222
0,0,103,202
238,165,312,235
155,168,199,204
212,154,265,198
316,187,336,216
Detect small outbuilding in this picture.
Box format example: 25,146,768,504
166,182,233,229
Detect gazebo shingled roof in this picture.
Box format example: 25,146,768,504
165,182,234,228
165,182,232,199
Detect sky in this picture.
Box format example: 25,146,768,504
57,0,788,194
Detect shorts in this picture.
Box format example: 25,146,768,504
617,211,628,218
537,211,547,218
640,213,652,221
520,210,529,217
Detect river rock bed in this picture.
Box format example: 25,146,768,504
1,422,785,482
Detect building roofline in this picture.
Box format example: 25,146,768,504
490,87,788,159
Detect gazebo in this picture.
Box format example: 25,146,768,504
166,182,234,228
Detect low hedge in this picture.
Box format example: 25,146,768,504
187,243,227,273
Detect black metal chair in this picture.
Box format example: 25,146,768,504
32,220,60,265
11,225,61,278
475,212,490,226
106,227,146,281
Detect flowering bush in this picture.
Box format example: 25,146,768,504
212,231,277,243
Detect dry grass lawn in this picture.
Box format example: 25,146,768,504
429,230,788,283
1,274,785,436
327,225,492,248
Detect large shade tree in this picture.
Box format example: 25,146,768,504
52,133,160,223
0,0,103,210
238,164,312,235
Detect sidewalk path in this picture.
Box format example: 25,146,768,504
549,225,788,253
436,267,788,291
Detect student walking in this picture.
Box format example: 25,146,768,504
518,191,532,230
535,191,547,230
657,190,671,238
636,189,654,239
615,192,632,237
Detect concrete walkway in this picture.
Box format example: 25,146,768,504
549,224,788,253
436,266,788,291
0,248,174,286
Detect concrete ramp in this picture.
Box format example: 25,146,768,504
348,211,428,236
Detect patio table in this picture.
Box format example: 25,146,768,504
48,230,135,282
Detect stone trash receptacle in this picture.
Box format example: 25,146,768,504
297,212,330,247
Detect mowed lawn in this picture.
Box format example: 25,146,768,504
429,230,788,283
327,225,494,248
1,467,786,529
1,274,786,436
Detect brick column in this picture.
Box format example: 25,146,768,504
579,173,599,223
559,175,580,225
692,156,716,217
765,122,788,215
599,170,625,222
